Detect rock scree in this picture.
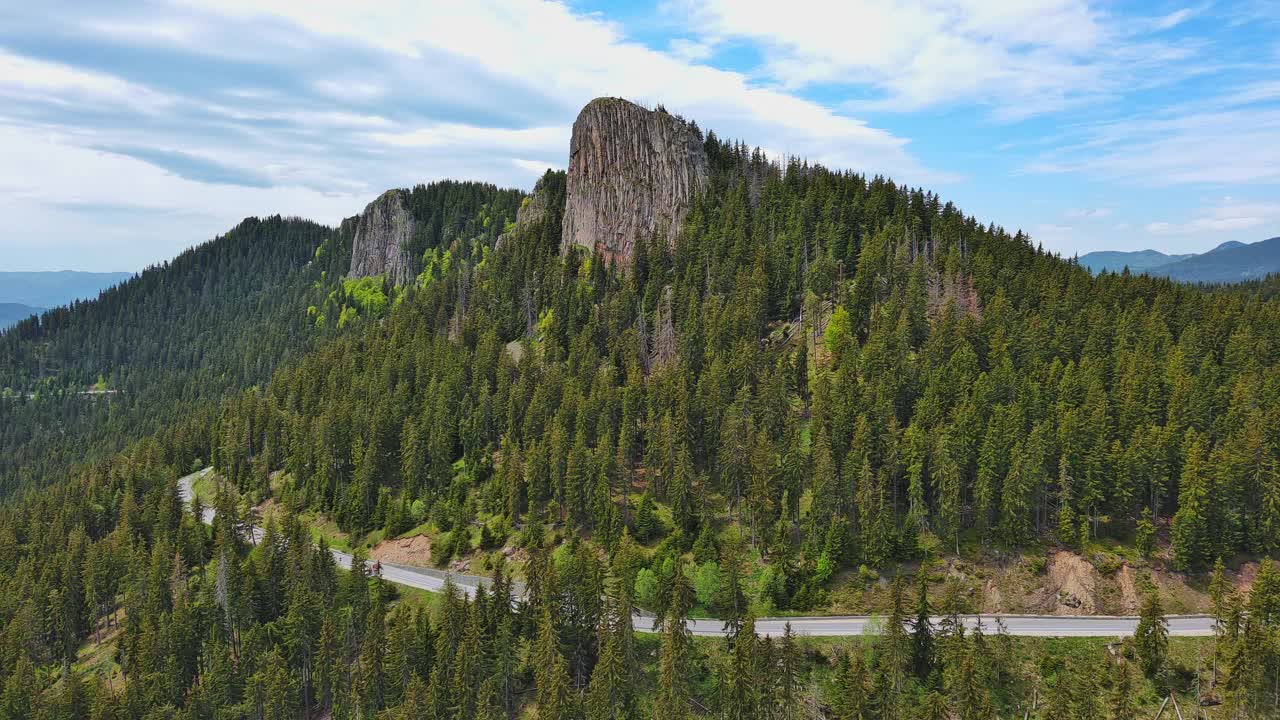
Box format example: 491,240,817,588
561,97,708,265
348,189,418,285
370,534,432,567
1046,550,1100,615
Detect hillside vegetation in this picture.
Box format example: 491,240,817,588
1,125,1280,717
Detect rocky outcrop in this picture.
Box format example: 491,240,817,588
348,189,417,285
562,97,708,265
496,170,564,251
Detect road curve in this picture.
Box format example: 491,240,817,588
178,469,1215,638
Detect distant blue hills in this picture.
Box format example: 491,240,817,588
0,303,44,330
1078,237,1280,284
0,271,133,330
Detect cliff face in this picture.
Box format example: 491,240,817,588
348,189,417,285
562,98,708,265
495,171,566,254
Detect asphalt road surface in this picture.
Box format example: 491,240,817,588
178,468,1215,638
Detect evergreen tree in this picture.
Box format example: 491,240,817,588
911,572,935,679
1135,590,1169,681
535,609,574,720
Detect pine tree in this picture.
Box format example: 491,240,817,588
723,614,761,720
1171,432,1213,570
932,427,962,553
879,577,910,714
535,609,573,720
777,623,800,720
717,535,748,635
831,650,870,720
586,586,633,720
1135,590,1168,680
260,647,299,720
1108,658,1135,720
1056,453,1076,546
654,612,692,720
911,572,935,679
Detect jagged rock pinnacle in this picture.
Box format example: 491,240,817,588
348,189,416,285
561,97,708,265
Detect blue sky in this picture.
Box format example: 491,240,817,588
1,1,1278,271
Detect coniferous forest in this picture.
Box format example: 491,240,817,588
2,128,1280,718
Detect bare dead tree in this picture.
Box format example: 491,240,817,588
636,301,651,374
521,283,535,338
653,286,677,368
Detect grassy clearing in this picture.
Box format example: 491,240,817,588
190,469,217,503
70,611,125,689
303,510,354,553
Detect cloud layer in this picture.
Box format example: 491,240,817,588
0,0,1277,268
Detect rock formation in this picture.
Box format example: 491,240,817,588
496,170,564,251
561,97,708,265
348,189,417,285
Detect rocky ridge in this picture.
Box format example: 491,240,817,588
496,170,563,251
561,97,708,264
350,97,707,282
347,189,417,285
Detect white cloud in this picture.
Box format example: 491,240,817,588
368,123,567,153
665,0,1184,118
0,124,367,270
175,0,942,183
311,78,388,103
1065,207,1111,219
80,18,200,45
1032,223,1074,247
0,50,173,114
1145,198,1280,235
1026,85,1280,186
667,38,716,62
1148,6,1203,32
512,158,557,175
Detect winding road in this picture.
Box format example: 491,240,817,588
179,468,1215,638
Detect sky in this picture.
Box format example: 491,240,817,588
1,1,1278,271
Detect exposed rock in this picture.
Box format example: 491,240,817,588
496,170,563,251
504,340,526,364
370,534,432,568
562,97,708,265
1046,551,1100,615
514,175,554,231
1116,563,1140,613
348,189,417,285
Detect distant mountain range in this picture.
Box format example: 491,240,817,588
0,303,44,330
0,271,132,309
1079,237,1280,283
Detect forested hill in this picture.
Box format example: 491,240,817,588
212,131,1280,583
0,216,346,495
0,180,527,499
2,98,1280,718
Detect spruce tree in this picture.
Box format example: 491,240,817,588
1135,590,1169,681
535,609,574,720
911,572,935,679
654,612,692,720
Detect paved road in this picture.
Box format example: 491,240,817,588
178,469,1216,638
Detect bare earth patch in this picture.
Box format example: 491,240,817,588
1116,564,1140,613
371,535,432,567
1046,551,1100,614
1235,561,1259,596
253,497,279,521
984,579,1005,613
